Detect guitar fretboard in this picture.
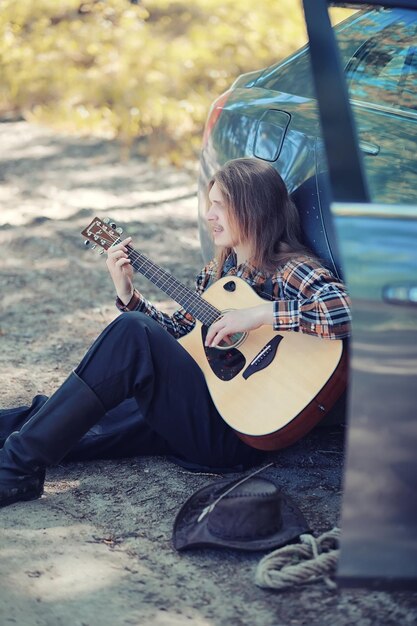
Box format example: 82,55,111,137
120,241,221,326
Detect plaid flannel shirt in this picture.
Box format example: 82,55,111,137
116,253,351,340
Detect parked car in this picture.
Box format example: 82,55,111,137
301,0,417,591
198,0,417,590
198,4,417,279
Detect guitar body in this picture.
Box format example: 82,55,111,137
178,276,346,451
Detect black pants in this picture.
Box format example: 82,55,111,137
1,313,263,472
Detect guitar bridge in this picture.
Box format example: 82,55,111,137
242,335,283,380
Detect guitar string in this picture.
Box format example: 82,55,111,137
94,226,217,322
127,246,220,325
99,227,221,326
135,260,221,325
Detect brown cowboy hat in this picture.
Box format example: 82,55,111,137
173,473,309,552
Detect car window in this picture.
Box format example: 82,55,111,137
336,8,417,206
345,15,417,114
256,9,363,98
257,8,417,117
259,48,315,99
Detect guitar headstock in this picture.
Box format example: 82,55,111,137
81,217,123,254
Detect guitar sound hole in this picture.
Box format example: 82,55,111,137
201,326,246,381
211,310,247,350
217,331,246,350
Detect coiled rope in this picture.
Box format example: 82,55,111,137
255,527,340,591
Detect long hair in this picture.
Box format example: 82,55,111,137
206,158,313,276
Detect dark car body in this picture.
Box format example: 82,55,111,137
199,0,417,589
303,0,417,590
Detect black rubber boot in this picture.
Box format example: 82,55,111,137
0,371,105,508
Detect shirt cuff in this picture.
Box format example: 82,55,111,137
115,289,143,312
273,299,300,331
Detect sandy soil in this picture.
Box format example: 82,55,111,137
0,120,416,626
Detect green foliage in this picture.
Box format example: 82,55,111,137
0,0,310,163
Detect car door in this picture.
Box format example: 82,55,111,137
333,201,417,589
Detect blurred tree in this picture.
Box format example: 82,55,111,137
0,0,349,163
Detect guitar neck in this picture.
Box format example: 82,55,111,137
81,218,220,326
125,243,220,326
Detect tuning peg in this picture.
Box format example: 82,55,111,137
91,244,97,250
115,227,123,234
84,240,90,246
98,249,106,256
102,217,118,230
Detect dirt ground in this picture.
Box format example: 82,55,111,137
0,120,416,626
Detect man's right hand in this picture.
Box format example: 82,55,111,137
106,237,135,305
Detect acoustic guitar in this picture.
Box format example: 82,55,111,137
82,217,347,451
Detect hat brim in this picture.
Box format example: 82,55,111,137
173,475,310,552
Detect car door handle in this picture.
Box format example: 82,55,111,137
359,140,380,156
383,284,417,306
